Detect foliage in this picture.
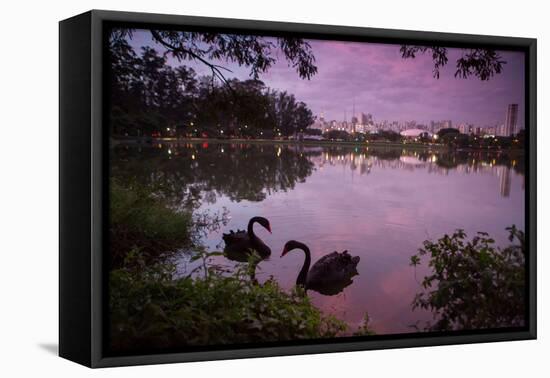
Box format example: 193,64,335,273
110,28,317,85
109,250,347,353
323,129,351,141
109,39,198,136
400,46,506,80
109,179,193,267
437,127,460,138
269,90,315,136
109,39,316,138
144,29,318,81
194,81,315,138
409,226,526,331
322,129,404,143
435,129,522,150
304,128,323,136
371,130,402,142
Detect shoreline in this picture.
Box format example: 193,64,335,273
111,136,524,153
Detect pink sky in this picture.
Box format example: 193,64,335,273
129,30,525,128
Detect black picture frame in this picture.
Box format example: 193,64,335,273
59,9,537,368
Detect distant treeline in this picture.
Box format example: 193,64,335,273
109,38,315,138
323,127,525,149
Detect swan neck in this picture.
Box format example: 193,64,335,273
247,218,257,239
297,244,311,287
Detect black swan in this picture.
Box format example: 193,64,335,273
222,216,272,261
281,240,360,295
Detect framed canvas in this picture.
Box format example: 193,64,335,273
59,10,537,368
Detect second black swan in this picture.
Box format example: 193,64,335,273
281,240,360,295
223,216,272,261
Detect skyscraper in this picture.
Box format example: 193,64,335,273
357,112,368,125
366,113,373,125
350,116,358,133
504,104,519,136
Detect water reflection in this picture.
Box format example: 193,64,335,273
497,165,512,197
111,142,524,205
111,142,315,208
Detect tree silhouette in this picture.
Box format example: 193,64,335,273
400,46,506,80
109,40,199,136
110,28,318,88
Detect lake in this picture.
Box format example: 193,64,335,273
110,141,525,335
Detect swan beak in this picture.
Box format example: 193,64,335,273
267,225,272,234
280,248,288,258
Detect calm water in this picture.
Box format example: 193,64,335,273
111,141,525,335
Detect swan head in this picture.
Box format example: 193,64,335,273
281,240,305,257
253,216,272,234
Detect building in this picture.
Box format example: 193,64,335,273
357,112,368,125
442,120,453,129
503,104,519,136
400,129,433,139
429,120,452,133
366,113,373,125
458,123,473,135
486,126,497,136
350,116,358,133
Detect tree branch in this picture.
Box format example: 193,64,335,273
150,30,235,93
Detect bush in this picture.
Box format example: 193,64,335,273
109,251,347,353
410,226,525,331
110,179,193,267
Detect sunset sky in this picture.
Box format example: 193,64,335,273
129,29,525,128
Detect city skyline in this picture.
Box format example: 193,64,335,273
129,30,525,129
314,102,520,137
315,103,519,128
